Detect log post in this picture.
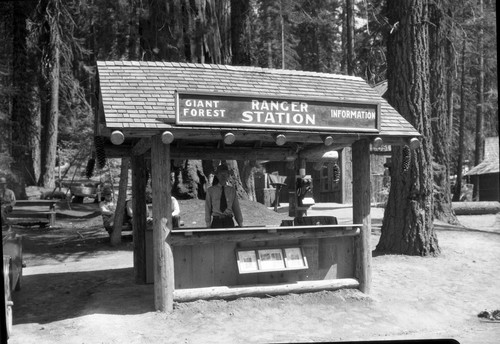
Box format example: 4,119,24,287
110,157,130,246
162,217,174,310
131,154,147,283
352,139,372,294
151,134,173,312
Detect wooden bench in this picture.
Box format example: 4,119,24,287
7,200,57,228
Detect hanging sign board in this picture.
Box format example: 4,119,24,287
176,92,380,132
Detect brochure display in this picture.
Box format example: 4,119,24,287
236,247,308,274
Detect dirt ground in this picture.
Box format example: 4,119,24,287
7,201,500,344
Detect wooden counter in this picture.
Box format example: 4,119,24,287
145,224,363,297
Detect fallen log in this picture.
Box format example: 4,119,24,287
452,201,500,215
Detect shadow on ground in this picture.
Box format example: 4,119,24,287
13,267,154,325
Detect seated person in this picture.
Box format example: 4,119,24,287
99,188,116,235
0,177,16,229
126,195,180,228
171,196,180,228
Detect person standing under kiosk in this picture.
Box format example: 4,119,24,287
205,164,243,228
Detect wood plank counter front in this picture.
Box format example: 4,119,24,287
145,224,362,298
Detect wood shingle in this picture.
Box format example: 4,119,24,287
96,61,420,137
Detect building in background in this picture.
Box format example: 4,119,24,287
465,137,499,201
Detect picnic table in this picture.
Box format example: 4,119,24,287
7,199,57,227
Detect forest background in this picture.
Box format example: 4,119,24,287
0,0,497,251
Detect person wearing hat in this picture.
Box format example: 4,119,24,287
0,176,16,228
205,164,243,228
99,187,117,235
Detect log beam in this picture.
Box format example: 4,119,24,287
173,279,360,302
170,226,360,246
352,139,372,294
169,147,297,161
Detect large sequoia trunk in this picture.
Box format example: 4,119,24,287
11,1,40,185
172,159,207,199
231,0,251,65
376,0,440,256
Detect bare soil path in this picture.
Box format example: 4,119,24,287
7,202,500,344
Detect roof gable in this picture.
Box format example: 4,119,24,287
466,137,499,176
96,61,419,138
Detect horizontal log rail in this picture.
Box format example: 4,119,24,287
173,278,360,302
170,225,361,246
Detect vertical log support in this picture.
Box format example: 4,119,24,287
131,154,147,284
151,135,174,312
352,139,372,294
296,158,307,218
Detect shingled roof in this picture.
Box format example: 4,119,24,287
466,137,499,176
96,61,420,138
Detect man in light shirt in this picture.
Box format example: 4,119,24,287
99,187,117,235
205,164,243,228
0,177,16,228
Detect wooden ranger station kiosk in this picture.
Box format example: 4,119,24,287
94,61,421,312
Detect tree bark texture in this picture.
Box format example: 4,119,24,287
11,1,39,185
226,160,248,200
473,0,484,200
151,135,172,312
377,0,440,256
172,159,207,199
452,40,467,202
231,0,251,65
345,0,355,75
429,0,458,224
238,160,257,202
42,3,61,188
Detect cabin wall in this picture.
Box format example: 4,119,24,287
478,173,500,201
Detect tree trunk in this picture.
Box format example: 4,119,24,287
473,0,484,200
226,160,248,200
42,5,61,188
125,0,141,60
172,0,185,61
238,160,256,201
173,159,207,200
376,0,439,256
11,1,39,185
345,0,355,75
266,15,273,68
231,1,250,64
453,40,467,202
429,0,458,224
110,158,130,246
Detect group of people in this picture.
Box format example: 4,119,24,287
2,162,244,234
99,163,244,235
99,187,180,236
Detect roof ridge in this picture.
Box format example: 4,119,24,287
96,60,363,81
